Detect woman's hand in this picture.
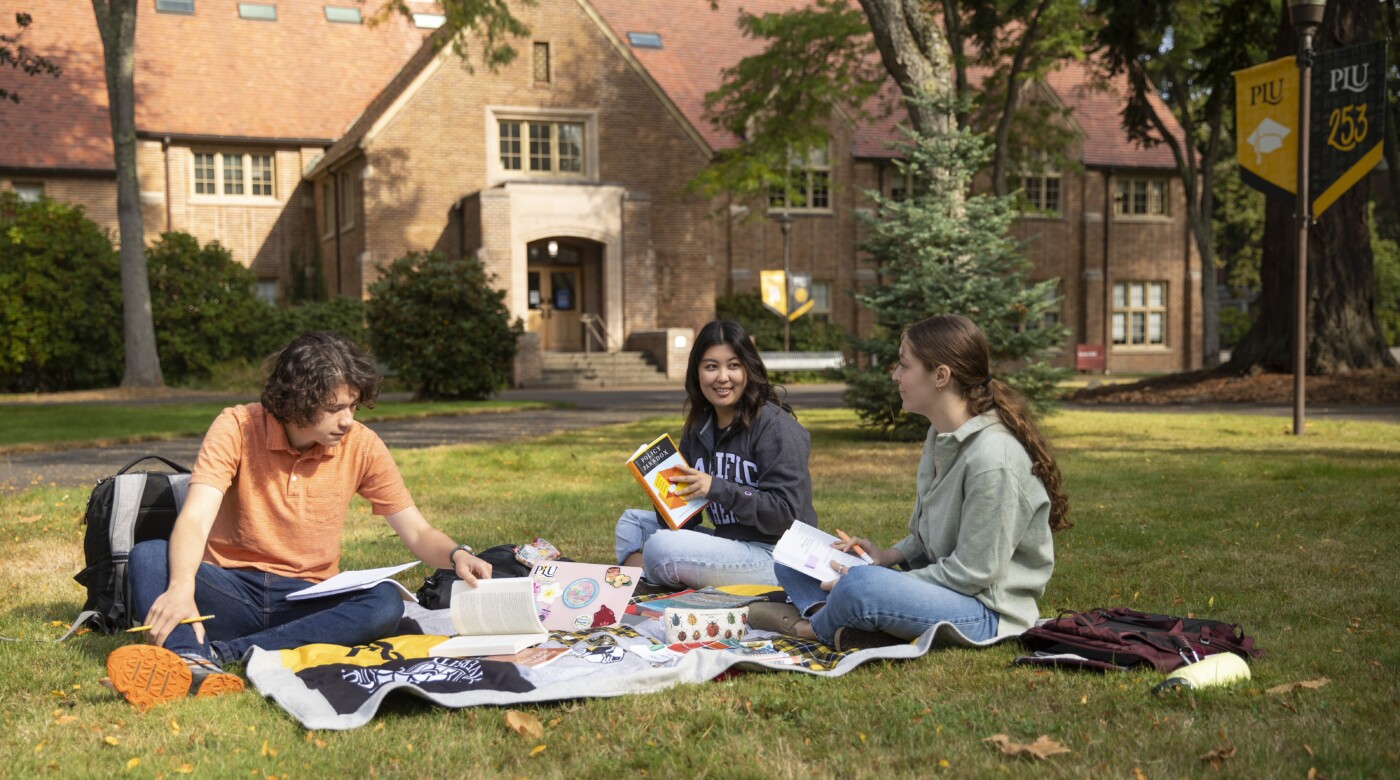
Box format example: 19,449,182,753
669,465,712,500
832,534,898,567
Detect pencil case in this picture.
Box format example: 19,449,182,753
662,607,749,643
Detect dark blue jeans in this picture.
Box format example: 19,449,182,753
128,540,405,664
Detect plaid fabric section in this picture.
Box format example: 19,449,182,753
768,635,851,672
548,625,645,647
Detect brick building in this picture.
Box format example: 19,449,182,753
0,0,1200,375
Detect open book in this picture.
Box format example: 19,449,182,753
429,578,550,657
286,561,419,602
772,524,868,582
625,433,709,530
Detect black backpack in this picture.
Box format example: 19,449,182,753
71,455,192,635
1014,607,1264,673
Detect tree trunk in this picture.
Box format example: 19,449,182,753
989,0,1053,198
857,0,954,137
1226,0,1395,374
92,0,163,387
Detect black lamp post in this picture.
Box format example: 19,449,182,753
776,212,794,352
1288,0,1325,436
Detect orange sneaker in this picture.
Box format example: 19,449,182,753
105,645,244,709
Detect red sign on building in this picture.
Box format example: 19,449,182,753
1076,344,1105,372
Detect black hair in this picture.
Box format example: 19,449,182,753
682,320,791,434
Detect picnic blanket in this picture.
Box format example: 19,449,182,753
245,603,1001,730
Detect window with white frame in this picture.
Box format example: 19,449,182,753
809,281,832,323
13,183,43,202
1020,171,1062,216
1113,177,1168,217
770,147,831,212
337,170,355,229
192,151,275,199
1112,281,1167,346
497,119,585,176
255,279,279,305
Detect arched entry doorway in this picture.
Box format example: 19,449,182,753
526,236,604,351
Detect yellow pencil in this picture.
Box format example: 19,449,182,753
126,615,215,633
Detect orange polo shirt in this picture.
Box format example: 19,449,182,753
190,403,415,582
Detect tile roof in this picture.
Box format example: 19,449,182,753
587,0,1183,169
0,0,434,171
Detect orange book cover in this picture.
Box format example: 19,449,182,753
625,433,709,530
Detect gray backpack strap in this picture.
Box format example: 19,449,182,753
0,610,103,643
109,473,150,626
169,472,191,510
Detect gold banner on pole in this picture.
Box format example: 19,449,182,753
1234,56,1299,200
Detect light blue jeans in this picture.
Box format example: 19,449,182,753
774,562,999,645
614,508,780,588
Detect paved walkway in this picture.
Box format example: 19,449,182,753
2,383,1394,493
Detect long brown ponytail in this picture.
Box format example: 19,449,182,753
904,315,1070,531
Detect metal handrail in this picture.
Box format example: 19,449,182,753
579,313,609,353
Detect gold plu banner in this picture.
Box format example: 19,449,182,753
1234,56,1298,201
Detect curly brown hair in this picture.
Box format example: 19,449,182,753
904,314,1070,531
260,332,380,427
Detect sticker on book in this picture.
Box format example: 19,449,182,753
663,607,749,644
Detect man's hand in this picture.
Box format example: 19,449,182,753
452,549,492,587
143,586,205,646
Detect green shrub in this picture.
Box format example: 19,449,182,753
715,292,847,352
366,251,522,400
1372,212,1400,347
255,297,370,359
0,194,123,391
146,232,272,385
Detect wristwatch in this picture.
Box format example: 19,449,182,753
449,543,475,565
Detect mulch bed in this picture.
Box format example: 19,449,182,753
1066,367,1400,405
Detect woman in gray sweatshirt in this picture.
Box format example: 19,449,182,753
760,314,1069,651
614,320,818,588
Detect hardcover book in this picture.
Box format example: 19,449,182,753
625,433,709,530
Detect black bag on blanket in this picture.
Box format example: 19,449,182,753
72,455,192,634
1014,607,1263,672
415,544,574,609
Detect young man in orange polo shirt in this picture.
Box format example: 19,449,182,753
106,332,492,708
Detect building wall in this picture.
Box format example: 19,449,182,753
1,175,118,233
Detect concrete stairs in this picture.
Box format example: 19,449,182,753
526,351,672,389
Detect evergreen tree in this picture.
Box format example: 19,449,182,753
845,104,1067,440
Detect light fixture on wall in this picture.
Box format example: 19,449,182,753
548,240,559,258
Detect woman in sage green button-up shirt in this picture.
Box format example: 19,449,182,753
769,314,1070,651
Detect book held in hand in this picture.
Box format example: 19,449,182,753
625,433,709,530
430,578,550,657
772,523,868,583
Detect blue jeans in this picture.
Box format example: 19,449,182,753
614,508,780,588
128,540,405,664
774,562,999,645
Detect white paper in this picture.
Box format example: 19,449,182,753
429,578,550,657
772,524,868,582
286,560,420,602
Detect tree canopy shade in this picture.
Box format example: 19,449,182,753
1093,0,1279,370
1225,0,1396,374
90,0,163,387
373,0,532,69
0,12,60,104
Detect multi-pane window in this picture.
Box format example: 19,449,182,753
533,42,550,84
155,0,195,14
1020,172,1062,216
810,282,831,323
1114,177,1168,217
13,183,43,202
1112,281,1167,346
770,147,831,211
498,120,585,176
193,151,273,198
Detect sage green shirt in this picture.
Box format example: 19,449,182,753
890,412,1054,638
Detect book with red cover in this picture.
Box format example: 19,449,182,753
624,433,709,530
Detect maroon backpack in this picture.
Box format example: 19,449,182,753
1014,608,1263,673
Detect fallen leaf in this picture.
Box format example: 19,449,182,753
1200,745,1236,769
174,764,195,774
983,734,1071,760
1304,744,1313,756
260,740,277,757
505,710,544,741
19,515,40,524
55,716,77,726
125,757,140,771
104,736,120,746
34,741,45,753
1132,767,1147,780
529,744,547,757
169,719,180,735
314,739,326,749
1266,678,1330,695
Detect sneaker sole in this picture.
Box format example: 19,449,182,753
106,645,192,710
194,671,245,698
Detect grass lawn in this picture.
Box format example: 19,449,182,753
1,409,1396,777
0,398,554,452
